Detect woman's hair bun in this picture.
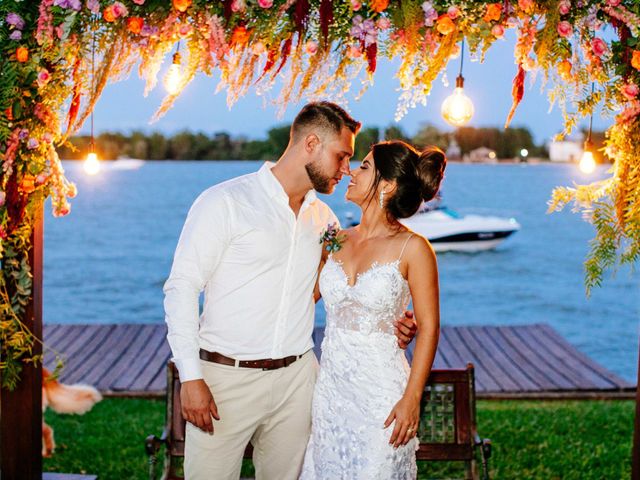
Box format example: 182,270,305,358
414,146,446,202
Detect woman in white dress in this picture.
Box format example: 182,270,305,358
300,141,444,479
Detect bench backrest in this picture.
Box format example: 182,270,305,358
165,362,477,461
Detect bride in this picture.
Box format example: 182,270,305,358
300,141,444,479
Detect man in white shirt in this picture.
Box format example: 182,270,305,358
164,102,415,479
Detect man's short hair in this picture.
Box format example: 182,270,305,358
291,101,361,143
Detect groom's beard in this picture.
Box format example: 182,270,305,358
305,161,333,194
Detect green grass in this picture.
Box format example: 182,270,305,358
43,398,634,479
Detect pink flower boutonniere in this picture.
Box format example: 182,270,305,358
320,222,346,253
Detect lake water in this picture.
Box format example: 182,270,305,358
44,161,639,381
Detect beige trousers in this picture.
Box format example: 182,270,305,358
184,350,318,480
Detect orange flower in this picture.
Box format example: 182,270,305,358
173,0,192,12
632,50,640,71
127,17,144,34
103,5,116,22
436,16,456,36
483,3,502,23
370,0,389,13
557,59,572,80
20,175,37,194
231,26,250,46
16,47,28,63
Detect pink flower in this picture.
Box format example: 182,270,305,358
86,0,100,13
558,0,570,15
178,23,191,37
258,0,273,8
377,17,391,30
27,138,39,150
351,0,362,11
591,37,607,57
37,69,51,88
43,132,54,144
607,0,621,5
36,173,48,185
348,44,362,58
111,2,128,17
522,56,536,71
6,13,25,29
491,24,505,38
447,6,460,19
9,30,22,40
231,0,246,12
0,190,5,207
557,21,572,38
133,0,146,4
251,42,266,55
305,40,318,55
621,83,639,100
518,0,533,10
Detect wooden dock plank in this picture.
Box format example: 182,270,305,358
515,324,597,389
64,325,118,384
456,326,521,392
80,324,141,388
473,326,538,391
43,323,634,397
437,328,467,369
497,327,576,391
528,324,627,390
537,324,632,389
446,327,500,392
488,326,553,391
100,325,157,391
114,325,169,391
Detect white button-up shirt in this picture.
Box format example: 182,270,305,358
164,162,338,381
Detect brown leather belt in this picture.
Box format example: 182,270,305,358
199,349,304,370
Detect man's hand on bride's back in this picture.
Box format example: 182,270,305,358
180,379,220,433
394,310,417,349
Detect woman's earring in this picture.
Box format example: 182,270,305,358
379,190,386,208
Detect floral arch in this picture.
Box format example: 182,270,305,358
0,0,638,389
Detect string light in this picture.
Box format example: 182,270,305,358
83,23,100,176
164,43,183,95
579,83,597,174
441,38,475,127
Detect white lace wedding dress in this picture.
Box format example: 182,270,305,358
300,248,418,479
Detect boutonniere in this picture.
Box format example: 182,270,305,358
319,222,346,253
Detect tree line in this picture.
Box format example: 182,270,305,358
58,124,552,161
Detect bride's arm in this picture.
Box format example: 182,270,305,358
313,246,330,303
385,235,440,448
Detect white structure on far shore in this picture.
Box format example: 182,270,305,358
463,146,497,163
548,134,583,163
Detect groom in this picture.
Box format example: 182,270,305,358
164,101,416,480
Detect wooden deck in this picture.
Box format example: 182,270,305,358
43,323,634,399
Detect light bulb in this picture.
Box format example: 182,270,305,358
84,151,100,175
441,76,474,127
579,150,596,174
164,51,182,95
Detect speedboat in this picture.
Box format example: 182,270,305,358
399,206,520,252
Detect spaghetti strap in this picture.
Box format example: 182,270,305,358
398,233,414,261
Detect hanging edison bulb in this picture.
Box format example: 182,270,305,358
164,51,183,95
579,141,596,174
441,75,475,127
84,151,100,175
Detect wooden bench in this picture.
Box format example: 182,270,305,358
145,362,491,479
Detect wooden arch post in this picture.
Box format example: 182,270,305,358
0,202,43,480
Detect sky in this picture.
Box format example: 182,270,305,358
85,31,613,146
